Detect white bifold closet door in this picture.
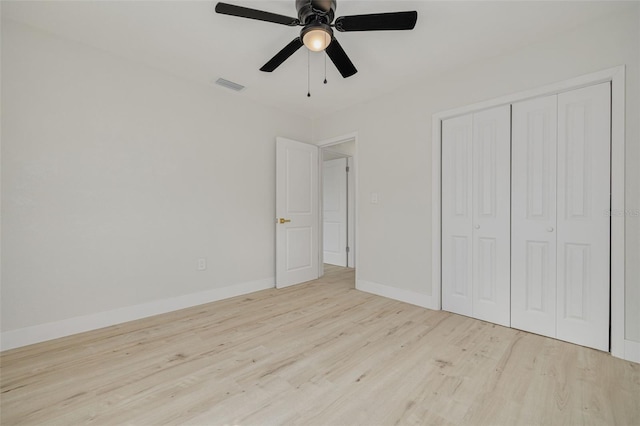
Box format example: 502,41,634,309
511,83,611,351
442,105,511,327
511,94,558,338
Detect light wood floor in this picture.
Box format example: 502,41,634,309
1,265,639,425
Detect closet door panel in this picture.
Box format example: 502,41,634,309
442,114,473,317
472,105,511,327
556,82,610,351
511,95,557,337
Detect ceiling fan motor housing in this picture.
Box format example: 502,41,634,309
296,0,336,24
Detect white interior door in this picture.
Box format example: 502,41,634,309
471,105,511,327
323,158,348,266
556,82,610,351
442,114,473,317
511,94,558,337
276,137,319,288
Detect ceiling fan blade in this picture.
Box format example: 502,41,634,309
260,38,304,72
215,2,300,26
325,37,357,78
334,11,417,32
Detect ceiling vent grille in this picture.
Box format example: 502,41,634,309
214,78,245,92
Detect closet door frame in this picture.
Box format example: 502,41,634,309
431,66,626,360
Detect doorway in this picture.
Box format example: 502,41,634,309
318,134,358,286
275,134,358,289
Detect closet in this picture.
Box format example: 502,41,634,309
442,82,611,351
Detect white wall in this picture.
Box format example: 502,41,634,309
312,6,640,342
1,21,311,344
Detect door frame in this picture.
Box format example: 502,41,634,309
317,132,358,279
431,66,627,359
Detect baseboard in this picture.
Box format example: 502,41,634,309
0,278,274,352
356,279,437,310
624,339,640,364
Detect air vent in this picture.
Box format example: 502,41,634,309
214,78,245,92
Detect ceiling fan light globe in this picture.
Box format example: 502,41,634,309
303,28,331,52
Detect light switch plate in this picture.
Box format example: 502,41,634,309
197,258,207,271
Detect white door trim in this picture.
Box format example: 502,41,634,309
317,132,358,281
346,156,355,268
431,66,627,360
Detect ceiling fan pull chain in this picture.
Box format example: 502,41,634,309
324,52,327,84
307,50,311,97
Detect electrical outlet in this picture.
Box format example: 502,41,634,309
371,192,379,204
197,258,207,271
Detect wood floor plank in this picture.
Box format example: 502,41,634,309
2,265,639,425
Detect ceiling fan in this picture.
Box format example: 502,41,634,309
215,0,418,78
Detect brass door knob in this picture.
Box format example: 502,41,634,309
279,218,291,224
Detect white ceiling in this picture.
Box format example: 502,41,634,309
2,1,625,119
